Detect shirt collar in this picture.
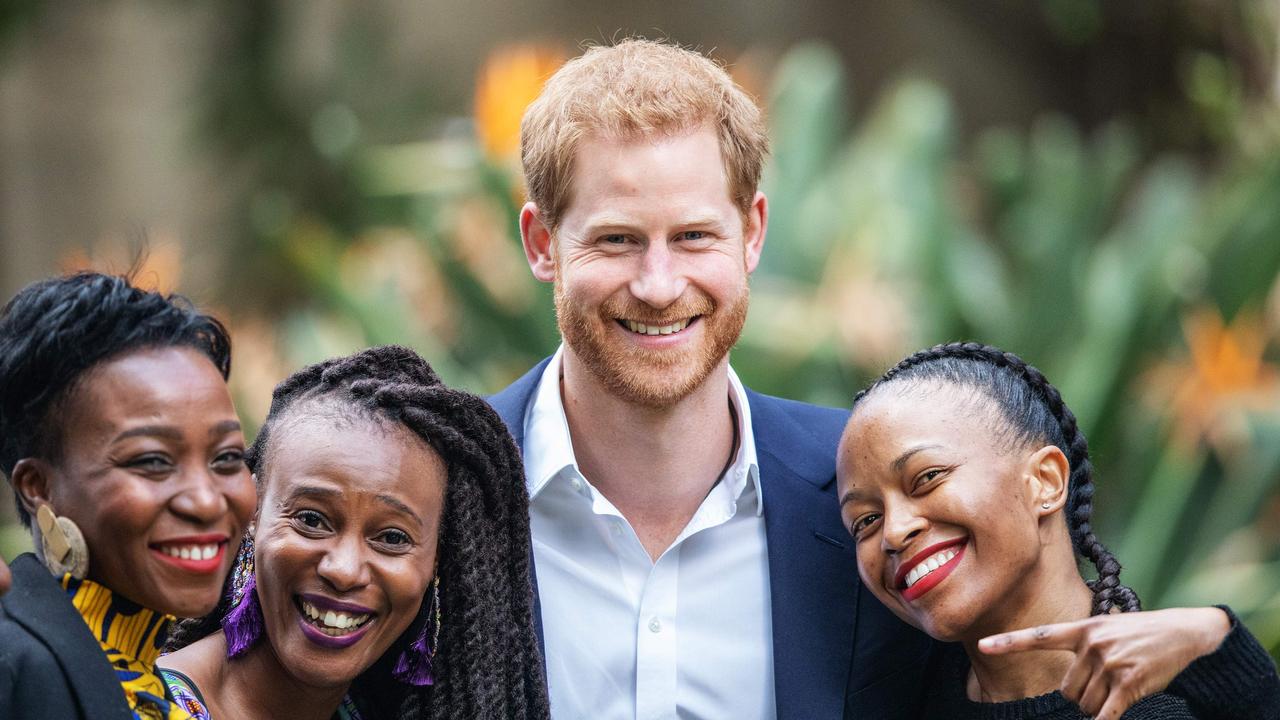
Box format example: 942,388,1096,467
523,345,579,499
726,363,764,515
522,345,762,513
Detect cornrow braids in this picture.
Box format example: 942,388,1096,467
169,345,549,719
853,341,1141,615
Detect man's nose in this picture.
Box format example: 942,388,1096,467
628,241,688,309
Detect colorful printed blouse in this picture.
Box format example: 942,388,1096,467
160,668,364,720
61,574,193,720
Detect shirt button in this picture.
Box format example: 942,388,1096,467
648,617,662,633
611,523,623,536
570,477,584,493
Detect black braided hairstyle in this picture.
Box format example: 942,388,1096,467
0,272,231,528
852,341,1141,615
167,345,550,720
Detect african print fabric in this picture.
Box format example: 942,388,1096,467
61,574,192,720
161,668,364,720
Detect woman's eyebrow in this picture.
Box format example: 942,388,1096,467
839,488,869,508
112,425,183,443
292,485,341,501
377,494,423,526
891,444,942,472
209,419,242,438
290,486,423,526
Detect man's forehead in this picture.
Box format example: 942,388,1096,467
561,133,736,222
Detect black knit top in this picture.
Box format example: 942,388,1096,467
919,607,1280,720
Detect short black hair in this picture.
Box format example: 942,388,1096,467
0,271,232,527
168,345,550,719
853,341,1141,615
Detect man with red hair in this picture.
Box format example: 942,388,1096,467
489,38,932,719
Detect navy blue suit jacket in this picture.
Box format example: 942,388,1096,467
489,359,937,719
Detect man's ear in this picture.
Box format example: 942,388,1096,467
743,191,768,274
520,202,556,283
1026,445,1070,518
11,458,55,518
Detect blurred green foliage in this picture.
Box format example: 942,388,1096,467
2,2,1280,666
195,39,1280,661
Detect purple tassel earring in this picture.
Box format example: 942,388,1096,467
393,576,441,686
223,532,264,658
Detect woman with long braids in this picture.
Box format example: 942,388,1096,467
160,345,549,720
837,342,1280,719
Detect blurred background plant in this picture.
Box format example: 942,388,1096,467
2,0,1280,659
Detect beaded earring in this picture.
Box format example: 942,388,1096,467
223,532,264,658
393,576,441,686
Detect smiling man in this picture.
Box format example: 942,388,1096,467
487,39,935,720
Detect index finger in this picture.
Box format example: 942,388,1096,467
979,619,1090,655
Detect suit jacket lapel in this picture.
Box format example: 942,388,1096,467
750,392,861,720
3,554,134,720
488,357,551,452
487,356,553,652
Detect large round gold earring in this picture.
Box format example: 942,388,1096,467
36,504,89,579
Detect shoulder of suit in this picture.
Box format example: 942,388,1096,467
745,389,850,431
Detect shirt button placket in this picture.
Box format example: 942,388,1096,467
635,552,679,720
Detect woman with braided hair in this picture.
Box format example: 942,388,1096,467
160,345,549,720
837,342,1279,720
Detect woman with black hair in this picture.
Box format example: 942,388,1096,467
161,345,550,720
838,342,1280,719
0,272,257,720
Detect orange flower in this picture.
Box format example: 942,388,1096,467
474,45,565,160
1144,306,1280,452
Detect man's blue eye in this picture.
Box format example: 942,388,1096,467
603,234,627,244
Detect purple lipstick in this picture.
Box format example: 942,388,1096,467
296,593,377,649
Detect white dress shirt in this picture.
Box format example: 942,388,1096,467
524,346,776,720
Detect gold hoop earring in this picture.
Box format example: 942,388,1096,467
37,504,89,579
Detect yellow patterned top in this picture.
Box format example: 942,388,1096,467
61,574,193,720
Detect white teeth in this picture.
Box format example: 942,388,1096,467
160,543,220,561
300,600,371,633
903,548,959,589
624,318,692,335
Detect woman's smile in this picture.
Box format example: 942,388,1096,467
149,534,230,574
251,411,444,688
896,538,967,603
295,594,378,649
837,382,1056,641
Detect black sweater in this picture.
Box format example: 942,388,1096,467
919,608,1280,720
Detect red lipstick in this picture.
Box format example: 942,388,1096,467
895,538,967,603
149,534,229,575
